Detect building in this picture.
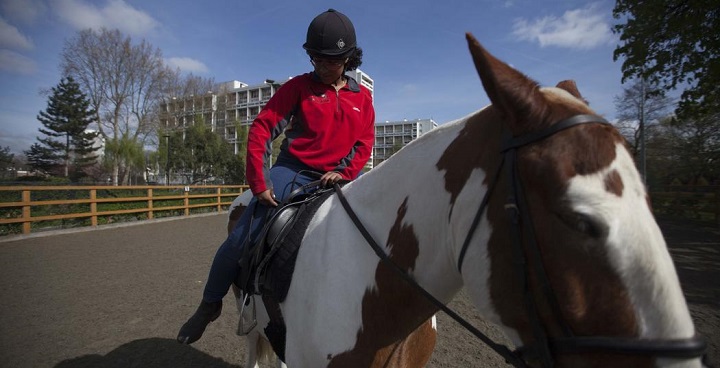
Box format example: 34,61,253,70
159,79,281,155
159,69,374,157
85,129,105,161
372,118,437,167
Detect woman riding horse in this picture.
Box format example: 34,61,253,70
177,8,375,345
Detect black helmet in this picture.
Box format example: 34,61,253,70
303,9,356,57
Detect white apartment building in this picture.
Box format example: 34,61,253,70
373,118,437,167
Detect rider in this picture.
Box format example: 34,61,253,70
177,8,375,344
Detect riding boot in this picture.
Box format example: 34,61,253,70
177,300,222,344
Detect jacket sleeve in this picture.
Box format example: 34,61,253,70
246,81,298,195
335,94,375,179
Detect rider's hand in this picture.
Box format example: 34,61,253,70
320,171,343,187
256,189,278,207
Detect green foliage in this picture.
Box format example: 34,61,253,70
644,114,720,187
104,134,145,185
166,120,234,184
612,0,720,120
25,143,60,175
225,153,246,185
25,77,99,178
0,146,14,177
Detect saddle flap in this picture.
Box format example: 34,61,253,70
266,205,299,247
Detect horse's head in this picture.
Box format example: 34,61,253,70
455,33,704,367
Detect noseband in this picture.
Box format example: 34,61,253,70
336,114,707,367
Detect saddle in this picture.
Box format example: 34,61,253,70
235,180,336,300
233,180,340,362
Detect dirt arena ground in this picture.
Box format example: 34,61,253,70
0,214,716,367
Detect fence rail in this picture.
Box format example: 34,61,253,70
0,185,248,236
649,185,719,227
0,184,717,236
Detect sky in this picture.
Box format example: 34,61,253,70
0,0,627,155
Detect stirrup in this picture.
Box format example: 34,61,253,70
236,291,257,336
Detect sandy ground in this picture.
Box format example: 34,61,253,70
0,214,716,368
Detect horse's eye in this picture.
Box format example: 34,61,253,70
561,212,606,239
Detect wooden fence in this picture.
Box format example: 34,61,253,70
0,184,717,236
0,185,248,236
649,185,720,227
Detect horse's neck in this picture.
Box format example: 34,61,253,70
338,118,495,304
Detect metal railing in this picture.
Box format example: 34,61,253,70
0,184,248,235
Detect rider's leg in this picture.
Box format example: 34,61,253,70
177,197,268,344
177,163,317,344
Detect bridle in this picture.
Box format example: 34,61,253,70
335,114,707,367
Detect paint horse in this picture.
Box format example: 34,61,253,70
230,33,707,367
227,191,437,368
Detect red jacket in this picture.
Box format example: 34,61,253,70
246,72,375,195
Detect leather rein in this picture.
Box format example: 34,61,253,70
334,114,707,367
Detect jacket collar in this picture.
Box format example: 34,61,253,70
310,72,360,93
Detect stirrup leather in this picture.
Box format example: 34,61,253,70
236,291,257,336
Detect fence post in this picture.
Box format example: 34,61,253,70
90,189,97,227
216,187,222,212
184,187,190,216
147,188,154,220
21,190,30,234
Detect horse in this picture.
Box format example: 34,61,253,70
227,191,438,368
227,33,706,367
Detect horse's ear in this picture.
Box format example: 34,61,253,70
556,80,590,106
466,32,544,133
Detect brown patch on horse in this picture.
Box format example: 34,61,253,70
463,34,651,366
436,108,505,219
328,198,436,368
556,80,590,106
604,170,624,197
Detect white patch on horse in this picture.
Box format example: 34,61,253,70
542,86,592,109
565,144,695,339
281,194,382,366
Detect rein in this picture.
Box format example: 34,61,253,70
335,114,707,367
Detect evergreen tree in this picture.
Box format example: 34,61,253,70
0,146,15,179
26,77,99,178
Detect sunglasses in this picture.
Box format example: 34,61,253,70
311,56,348,68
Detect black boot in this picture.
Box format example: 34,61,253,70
177,300,222,344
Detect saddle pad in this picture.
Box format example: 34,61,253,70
262,189,334,302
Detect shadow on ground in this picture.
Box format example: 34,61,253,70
54,338,241,368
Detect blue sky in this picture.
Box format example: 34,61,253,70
0,0,625,155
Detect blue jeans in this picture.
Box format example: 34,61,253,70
203,161,320,302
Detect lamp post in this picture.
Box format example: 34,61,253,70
164,134,170,185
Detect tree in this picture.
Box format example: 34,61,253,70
612,0,720,120
104,134,145,185
223,122,249,184
661,113,720,184
25,77,99,178
166,120,233,184
613,78,674,180
61,28,175,185
0,146,15,179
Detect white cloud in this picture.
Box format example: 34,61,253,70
0,17,34,50
165,57,209,74
0,0,46,24
0,49,37,74
512,3,614,49
52,0,159,37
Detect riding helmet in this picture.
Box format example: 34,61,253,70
303,9,356,57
